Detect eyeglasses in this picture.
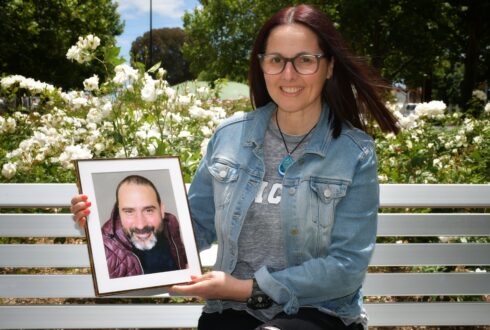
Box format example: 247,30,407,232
258,53,324,75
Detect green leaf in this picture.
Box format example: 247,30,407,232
147,61,162,73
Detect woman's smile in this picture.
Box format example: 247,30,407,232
280,86,303,95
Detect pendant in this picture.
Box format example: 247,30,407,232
278,154,294,177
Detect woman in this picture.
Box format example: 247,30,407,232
71,4,398,330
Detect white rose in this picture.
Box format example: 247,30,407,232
83,75,99,92
141,84,157,102
113,64,139,84
5,117,16,133
472,90,486,101
2,163,17,179
178,130,192,139
147,141,158,156
101,102,112,117
201,126,212,137
66,45,81,62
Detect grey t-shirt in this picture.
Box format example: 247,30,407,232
223,118,311,321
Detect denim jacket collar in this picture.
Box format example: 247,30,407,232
243,102,333,158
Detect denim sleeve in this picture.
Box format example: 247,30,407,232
255,143,379,314
188,140,217,252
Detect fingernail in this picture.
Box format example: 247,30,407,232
80,217,86,226
85,201,91,207
81,195,88,201
83,209,90,215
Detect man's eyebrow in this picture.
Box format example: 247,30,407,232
121,205,157,211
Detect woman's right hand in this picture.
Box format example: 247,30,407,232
70,194,91,228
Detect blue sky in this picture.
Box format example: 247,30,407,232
114,0,200,62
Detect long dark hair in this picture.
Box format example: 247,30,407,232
248,4,399,138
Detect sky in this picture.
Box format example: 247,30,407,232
114,0,200,62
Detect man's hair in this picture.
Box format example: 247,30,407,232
115,175,162,207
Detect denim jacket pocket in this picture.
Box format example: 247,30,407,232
308,178,348,255
208,159,239,209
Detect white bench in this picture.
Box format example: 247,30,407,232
0,183,489,329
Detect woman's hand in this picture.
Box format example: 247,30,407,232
70,194,91,228
169,271,253,302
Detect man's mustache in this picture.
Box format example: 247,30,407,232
130,226,155,235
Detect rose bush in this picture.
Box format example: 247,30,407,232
377,99,490,184
0,35,249,183
0,35,489,185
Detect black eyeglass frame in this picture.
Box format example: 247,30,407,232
257,53,325,75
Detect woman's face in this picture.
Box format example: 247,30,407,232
263,23,333,117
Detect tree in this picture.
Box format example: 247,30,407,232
130,27,195,85
0,0,123,90
336,0,450,101
456,0,490,108
182,0,291,82
338,0,489,108
183,0,489,109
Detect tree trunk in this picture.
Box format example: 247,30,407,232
460,1,482,109
422,73,433,102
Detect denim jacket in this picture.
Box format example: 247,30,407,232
188,101,378,323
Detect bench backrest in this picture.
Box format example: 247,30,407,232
1,183,489,328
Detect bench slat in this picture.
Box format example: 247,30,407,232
2,243,489,268
365,272,490,296
0,244,218,268
365,302,490,326
379,184,490,208
1,273,489,298
0,183,78,208
370,243,490,266
2,183,490,208
2,213,489,237
0,302,489,328
377,213,490,236
0,214,84,237
0,304,203,329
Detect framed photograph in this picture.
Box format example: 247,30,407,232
74,157,202,296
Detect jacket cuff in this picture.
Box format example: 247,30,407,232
255,266,299,314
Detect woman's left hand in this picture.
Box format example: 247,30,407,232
169,271,252,302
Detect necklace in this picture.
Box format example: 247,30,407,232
276,112,316,177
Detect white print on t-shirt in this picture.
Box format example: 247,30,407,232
254,181,282,204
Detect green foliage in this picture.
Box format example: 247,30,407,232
0,36,251,183
183,0,490,112
182,0,290,82
0,33,489,187
0,0,123,90
376,104,490,184
130,28,196,85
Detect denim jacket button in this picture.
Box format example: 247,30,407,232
219,170,227,178
323,188,332,198
288,188,296,195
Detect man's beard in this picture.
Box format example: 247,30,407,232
127,224,163,251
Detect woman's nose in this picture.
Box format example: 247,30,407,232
282,61,297,80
